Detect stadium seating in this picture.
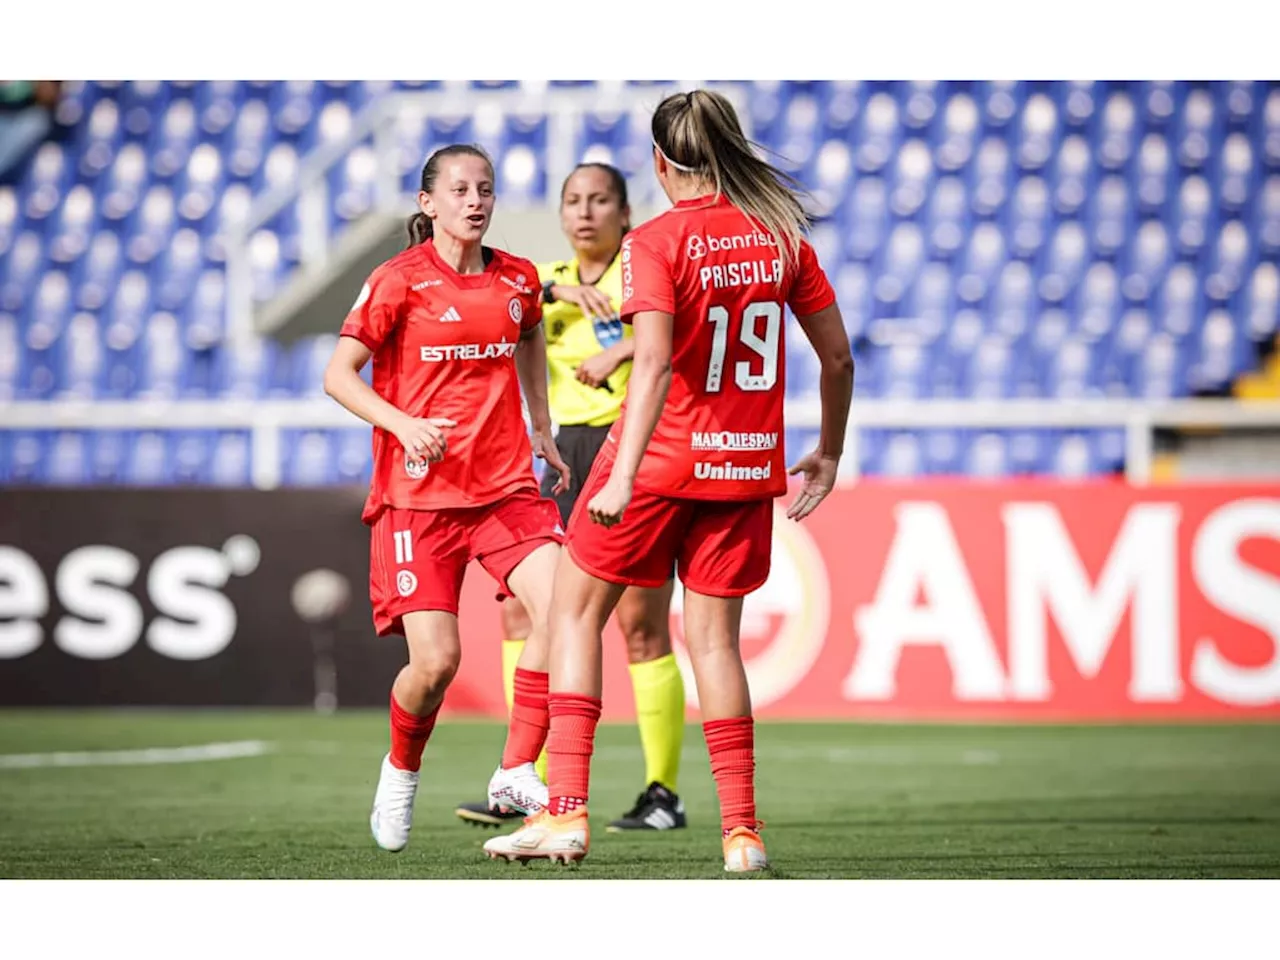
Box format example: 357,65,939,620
1,80,1278,483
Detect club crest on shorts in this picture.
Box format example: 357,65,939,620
396,570,418,597
404,455,429,480
508,297,523,325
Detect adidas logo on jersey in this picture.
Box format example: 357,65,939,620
439,306,462,323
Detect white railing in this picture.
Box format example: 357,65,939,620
4,398,1280,489
224,83,755,346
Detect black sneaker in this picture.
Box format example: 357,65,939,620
606,782,687,832
454,800,525,828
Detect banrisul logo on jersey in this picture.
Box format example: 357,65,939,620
668,503,830,709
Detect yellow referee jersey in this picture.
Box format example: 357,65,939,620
537,254,633,427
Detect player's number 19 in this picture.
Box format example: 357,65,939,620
704,300,781,394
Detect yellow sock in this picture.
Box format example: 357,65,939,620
502,637,548,782
629,653,686,793
501,639,524,714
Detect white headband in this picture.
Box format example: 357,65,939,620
653,140,699,173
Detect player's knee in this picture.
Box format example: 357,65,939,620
405,648,460,696
501,597,533,640
620,617,672,664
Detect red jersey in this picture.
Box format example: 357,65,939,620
340,240,544,521
609,193,836,500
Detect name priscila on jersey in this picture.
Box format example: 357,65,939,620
698,259,783,291
690,431,779,451
419,341,517,362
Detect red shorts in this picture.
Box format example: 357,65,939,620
566,456,773,598
368,487,563,637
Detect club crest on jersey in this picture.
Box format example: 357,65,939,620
404,455,429,480
396,570,418,597
508,297,523,325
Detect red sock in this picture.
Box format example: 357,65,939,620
546,693,601,815
704,716,756,835
501,667,549,769
388,692,439,772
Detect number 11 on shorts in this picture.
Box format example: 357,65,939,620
393,530,414,564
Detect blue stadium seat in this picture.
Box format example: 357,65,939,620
3,431,49,484
1176,87,1217,171
1015,92,1061,174
0,185,19,259
89,430,129,484
854,92,901,175
1050,134,1093,218
1134,132,1173,215
1256,174,1280,259
195,80,241,139
932,91,979,173
1243,261,1279,343
75,96,122,181
965,431,1010,478
969,137,1011,218
0,313,17,400
125,430,170,485
119,80,170,142
271,81,319,140
74,230,123,311
1264,89,1280,169
1121,219,1172,303
1006,175,1050,260
1057,80,1097,131
225,98,272,181
1203,219,1251,303
284,429,336,485
123,184,177,266
335,428,372,484
210,430,252,486
150,98,199,181
99,143,149,225
1,230,45,313
21,142,69,227
1097,91,1138,172
843,176,888,262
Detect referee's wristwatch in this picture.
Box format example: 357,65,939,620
541,279,557,304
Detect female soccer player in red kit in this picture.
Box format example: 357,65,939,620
484,91,855,872
324,144,571,854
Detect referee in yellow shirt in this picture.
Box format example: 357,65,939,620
455,163,688,832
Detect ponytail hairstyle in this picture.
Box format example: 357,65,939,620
405,143,495,248
651,89,811,274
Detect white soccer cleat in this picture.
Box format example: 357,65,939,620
483,809,590,864
369,753,419,853
486,761,548,816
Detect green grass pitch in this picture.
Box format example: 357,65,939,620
1,710,1278,879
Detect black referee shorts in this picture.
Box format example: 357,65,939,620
539,423,612,526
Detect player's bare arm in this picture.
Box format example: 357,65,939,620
588,309,673,528
324,335,456,464
786,302,855,521
576,337,635,387
515,322,571,494
549,282,617,321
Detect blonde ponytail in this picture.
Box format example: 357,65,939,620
652,89,811,276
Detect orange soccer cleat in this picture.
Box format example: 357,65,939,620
483,808,590,865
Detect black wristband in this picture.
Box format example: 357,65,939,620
541,279,557,305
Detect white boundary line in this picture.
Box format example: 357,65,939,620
0,740,274,770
